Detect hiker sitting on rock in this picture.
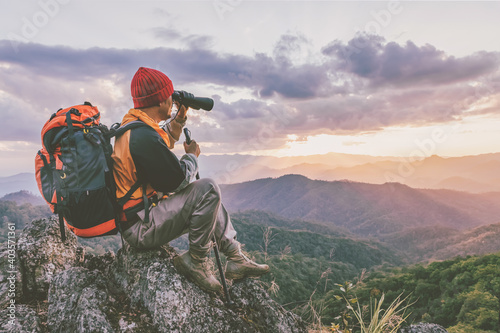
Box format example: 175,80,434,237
112,66,269,293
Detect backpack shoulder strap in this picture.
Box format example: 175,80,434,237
106,121,150,140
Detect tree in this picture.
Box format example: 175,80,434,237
457,289,498,331
474,262,500,332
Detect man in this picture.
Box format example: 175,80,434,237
112,66,269,293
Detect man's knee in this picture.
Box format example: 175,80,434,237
194,178,221,200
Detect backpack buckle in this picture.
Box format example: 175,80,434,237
69,108,81,116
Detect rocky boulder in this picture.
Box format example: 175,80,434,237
3,217,307,332
47,267,114,333
400,323,448,333
17,217,78,300
0,245,22,308
0,304,42,333
111,245,307,333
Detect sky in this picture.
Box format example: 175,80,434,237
1,0,500,176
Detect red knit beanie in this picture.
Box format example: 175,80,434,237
131,67,174,108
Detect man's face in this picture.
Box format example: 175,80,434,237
159,96,173,121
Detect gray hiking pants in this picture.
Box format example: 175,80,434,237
121,178,237,258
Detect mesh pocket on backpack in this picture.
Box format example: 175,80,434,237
64,186,115,230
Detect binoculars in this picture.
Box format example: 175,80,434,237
172,90,214,111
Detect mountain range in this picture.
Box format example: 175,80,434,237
0,190,45,206
4,151,499,196
220,175,500,262
0,173,39,197
220,174,500,235
3,151,500,264
201,152,500,193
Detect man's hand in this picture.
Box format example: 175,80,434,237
176,104,189,119
174,100,189,119
184,140,200,157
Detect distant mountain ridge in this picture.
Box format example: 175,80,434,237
222,179,500,263
430,222,500,260
220,174,500,238
0,173,39,197
4,152,500,196
205,152,500,193
0,190,45,206
4,172,499,266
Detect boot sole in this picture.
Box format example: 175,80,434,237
173,256,222,294
225,268,270,280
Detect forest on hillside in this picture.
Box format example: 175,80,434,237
319,253,500,332
0,200,51,243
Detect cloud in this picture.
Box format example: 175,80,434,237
343,140,366,147
323,34,500,88
0,51,135,142
0,37,333,101
182,97,296,154
1,34,499,154
152,27,215,50
0,42,133,80
272,32,312,66
0,92,45,142
152,27,183,41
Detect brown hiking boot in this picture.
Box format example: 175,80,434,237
225,243,270,280
173,251,222,293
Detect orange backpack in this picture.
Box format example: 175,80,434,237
35,102,146,241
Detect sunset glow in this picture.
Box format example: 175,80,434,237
274,113,500,158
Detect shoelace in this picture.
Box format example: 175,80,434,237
197,258,216,275
238,248,258,265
